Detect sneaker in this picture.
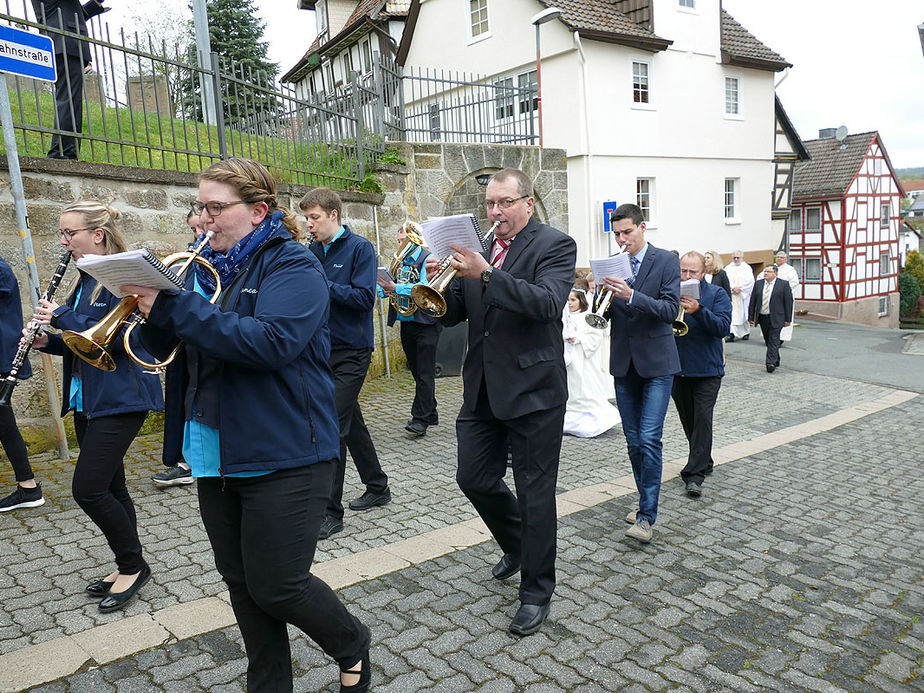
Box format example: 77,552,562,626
626,518,653,543
625,509,638,525
318,515,343,540
151,465,194,486
0,483,45,512
348,487,392,511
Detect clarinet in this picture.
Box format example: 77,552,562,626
0,250,72,408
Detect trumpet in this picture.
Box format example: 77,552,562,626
388,221,425,317
672,306,689,337
585,245,627,329
61,232,221,373
412,220,500,318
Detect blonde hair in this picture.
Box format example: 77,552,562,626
62,200,126,302
704,250,724,274
200,158,300,240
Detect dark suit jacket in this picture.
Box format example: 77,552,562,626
710,269,731,300
749,278,794,330
32,0,105,59
605,243,681,379
442,216,576,421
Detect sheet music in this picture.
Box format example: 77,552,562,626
680,278,701,299
420,214,486,259
589,253,633,283
376,266,395,283
76,249,184,298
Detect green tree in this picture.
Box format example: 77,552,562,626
899,272,921,318
903,250,924,292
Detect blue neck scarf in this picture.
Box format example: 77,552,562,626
196,211,284,293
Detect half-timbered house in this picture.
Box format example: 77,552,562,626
789,130,905,328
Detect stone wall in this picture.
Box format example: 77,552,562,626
0,142,568,452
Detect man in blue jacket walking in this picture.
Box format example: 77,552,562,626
302,188,391,541
672,252,732,498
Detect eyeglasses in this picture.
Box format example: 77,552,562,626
191,200,248,217
59,227,95,240
485,195,528,210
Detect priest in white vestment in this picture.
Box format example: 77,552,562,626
773,251,799,341
725,250,754,341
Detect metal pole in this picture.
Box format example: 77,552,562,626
373,205,391,377
535,23,543,148
192,0,218,126
0,75,70,459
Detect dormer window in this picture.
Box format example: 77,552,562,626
316,0,328,35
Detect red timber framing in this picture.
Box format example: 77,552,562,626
788,133,904,305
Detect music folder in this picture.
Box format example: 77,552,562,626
75,249,185,298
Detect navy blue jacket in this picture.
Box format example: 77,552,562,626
0,256,32,379
675,279,732,378
41,273,164,418
309,226,376,350
141,227,340,475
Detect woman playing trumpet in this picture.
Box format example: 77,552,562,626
31,200,164,612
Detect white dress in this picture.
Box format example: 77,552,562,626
563,308,621,438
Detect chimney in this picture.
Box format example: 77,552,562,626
819,128,837,139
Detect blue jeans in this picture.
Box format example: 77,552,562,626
614,366,674,526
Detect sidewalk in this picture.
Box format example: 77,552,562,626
0,344,921,691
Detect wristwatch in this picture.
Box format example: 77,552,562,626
480,268,493,285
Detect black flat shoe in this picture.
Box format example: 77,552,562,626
492,554,520,580
339,649,371,693
85,577,115,598
509,602,550,636
98,564,151,613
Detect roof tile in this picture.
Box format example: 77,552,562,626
792,132,878,199
720,9,790,70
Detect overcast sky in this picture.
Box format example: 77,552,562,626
99,0,923,170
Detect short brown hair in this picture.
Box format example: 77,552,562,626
490,168,533,197
299,187,343,220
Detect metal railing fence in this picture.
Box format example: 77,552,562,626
1,4,538,188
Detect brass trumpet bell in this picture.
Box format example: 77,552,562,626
672,306,688,337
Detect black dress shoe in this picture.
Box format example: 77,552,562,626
741,334,749,341
724,335,735,343
319,515,344,540
509,602,550,636
349,487,392,511
404,420,427,437
766,365,776,373
98,564,151,613
339,648,371,692
85,577,115,598
492,554,520,580
685,481,702,498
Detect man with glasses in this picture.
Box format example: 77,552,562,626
725,250,754,342
427,167,575,636
671,252,731,499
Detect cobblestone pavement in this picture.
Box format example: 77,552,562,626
1,352,921,691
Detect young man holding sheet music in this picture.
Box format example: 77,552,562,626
600,203,680,545
301,188,391,542
427,167,576,636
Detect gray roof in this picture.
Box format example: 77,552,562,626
536,0,671,51
911,199,924,212
720,9,791,71
792,132,878,199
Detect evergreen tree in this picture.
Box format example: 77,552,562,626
182,0,279,126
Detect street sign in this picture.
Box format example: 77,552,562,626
602,200,619,232
0,24,55,82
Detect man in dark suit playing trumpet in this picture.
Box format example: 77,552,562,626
427,168,576,636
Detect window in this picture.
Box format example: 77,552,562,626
324,61,334,91
805,207,821,232
470,0,489,38
362,40,372,73
679,0,695,7
878,296,889,316
429,102,441,141
636,179,653,221
632,61,650,103
724,178,738,220
342,52,353,81
316,0,328,34
879,251,890,275
880,203,890,228
788,209,802,231
494,77,514,119
790,257,802,279
724,77,739,115
518,70,538,115
804,258,822,282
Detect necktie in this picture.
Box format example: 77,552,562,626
762,282,772,314
491,239,511,268
628,255,640,285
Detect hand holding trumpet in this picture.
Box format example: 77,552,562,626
601,275,633,302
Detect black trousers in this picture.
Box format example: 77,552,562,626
0,399,33,482
49,51,86,159
757,315,782,368
400,321,441,425
73,411,148,574
456,380,564,606
671,375,722,485
198,463,369,693
327,348,387,519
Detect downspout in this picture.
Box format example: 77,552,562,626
574,31,599,257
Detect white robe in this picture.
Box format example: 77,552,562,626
726,262,754,338
563,308,620,438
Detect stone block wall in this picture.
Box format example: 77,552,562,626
0,142,568,452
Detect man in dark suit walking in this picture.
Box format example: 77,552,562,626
430,167,575,636
32,0,108,159
748,263,793,373
672,252,732,499
601,203,680,544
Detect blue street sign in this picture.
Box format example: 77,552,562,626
0,24,55,82
602,200,619,232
